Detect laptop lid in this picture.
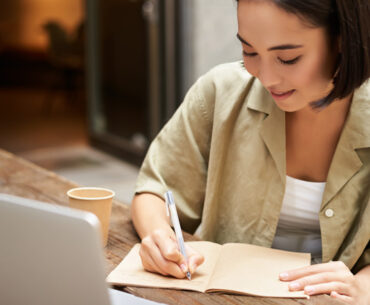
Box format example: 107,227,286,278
0,193,111,305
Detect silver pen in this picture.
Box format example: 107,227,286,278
165,190,191,280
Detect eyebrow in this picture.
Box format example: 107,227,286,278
236,33,303,51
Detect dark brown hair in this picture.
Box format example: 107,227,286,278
237,0,370,108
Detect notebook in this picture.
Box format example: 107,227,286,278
107,241,311,299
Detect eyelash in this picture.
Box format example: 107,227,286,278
242,51,301,65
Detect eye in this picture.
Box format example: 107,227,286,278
278,55,301,65
242,51,258,57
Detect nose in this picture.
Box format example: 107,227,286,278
256,60,281,89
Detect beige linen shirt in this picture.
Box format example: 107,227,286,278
136,62,370,273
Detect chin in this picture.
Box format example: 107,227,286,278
273,92,311,112
274,100,304,112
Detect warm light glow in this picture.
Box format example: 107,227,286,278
0,0,84,50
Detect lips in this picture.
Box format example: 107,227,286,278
269,89,296,100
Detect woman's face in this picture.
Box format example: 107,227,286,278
237,0,339,112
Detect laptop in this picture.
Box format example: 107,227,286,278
0,193,165,305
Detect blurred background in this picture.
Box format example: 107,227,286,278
0,0,240,203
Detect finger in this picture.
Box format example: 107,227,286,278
149,242,186,278
139,243,169,276
175,244,200,274
152,230,184,264
302,282,351,296
280,261,347,281
140,252,156,273
287,271,351,291
331,291,354,304
188,253,205,274
185,244,205,273
141,236,183,277
144,252,168,276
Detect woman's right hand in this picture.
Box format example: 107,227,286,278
139,228,205,279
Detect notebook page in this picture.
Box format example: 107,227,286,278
207,243,310,298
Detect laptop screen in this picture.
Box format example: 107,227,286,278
0,193,111,305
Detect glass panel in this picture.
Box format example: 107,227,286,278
87,0,150,159
98,0,148,140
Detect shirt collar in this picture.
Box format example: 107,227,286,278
244,76,370,190
346,79,370,150
245,77,275,115
245,77,286,183
245,76,370,150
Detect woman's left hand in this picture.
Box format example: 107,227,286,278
279,261,370,305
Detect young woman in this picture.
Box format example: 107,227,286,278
131,0,370,303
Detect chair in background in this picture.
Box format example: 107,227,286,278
42,21,85,113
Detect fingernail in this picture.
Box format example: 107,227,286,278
305,286,314,295
289,282,300,290
180,264,187,273
279,272,289,280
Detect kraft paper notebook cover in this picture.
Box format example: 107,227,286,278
107,241,310,299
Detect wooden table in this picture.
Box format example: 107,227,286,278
0,149,343,305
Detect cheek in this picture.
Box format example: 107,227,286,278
290,58,332,93
290,64,317,88
243,58,258,77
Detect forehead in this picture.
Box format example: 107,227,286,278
237,0,323,47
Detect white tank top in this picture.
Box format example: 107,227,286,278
272,176,326,263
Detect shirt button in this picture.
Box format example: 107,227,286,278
325,208,334,218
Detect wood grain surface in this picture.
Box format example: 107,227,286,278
0,149,343,305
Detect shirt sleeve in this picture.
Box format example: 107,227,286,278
135,76,214,234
